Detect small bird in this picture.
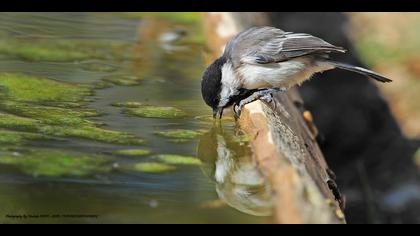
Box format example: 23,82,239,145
201,26,392,119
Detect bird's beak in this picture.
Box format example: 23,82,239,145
212,107,224,119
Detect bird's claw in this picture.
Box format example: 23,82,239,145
260,93,273,104
260,93,277,110
233,103,243,119
233,88,285,119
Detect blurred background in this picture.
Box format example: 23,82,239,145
0,12,418,224
349,13,420,139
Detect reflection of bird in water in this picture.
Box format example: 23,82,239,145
197,125,274,216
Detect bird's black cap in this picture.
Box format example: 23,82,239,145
201,56,227,116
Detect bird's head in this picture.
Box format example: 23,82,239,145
201,56,230,119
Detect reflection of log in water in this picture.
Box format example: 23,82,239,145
197,125,274,217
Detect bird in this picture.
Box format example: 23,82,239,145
197,125,274,216
201,26,392,119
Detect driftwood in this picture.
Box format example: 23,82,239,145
265,13,420,224
203,12,346,224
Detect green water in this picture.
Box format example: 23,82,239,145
0,12,273,223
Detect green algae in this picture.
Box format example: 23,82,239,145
92,81,114,90
38,101,85,109
102,75,144,86
0,149,113,177
38,125,144,145
155,129,202,140
0,73,90,103
0,113,40,131
125,106,187,119
113,149,152,157
0,39,91,62
50,40,137,61
155,154,201,166
105,12,202,25
0,102,98,126
168,139,192,144
0,106,143,145
131,162,176,173
0,116,142,145
0,73,144,145
0,130,48,145
0,130,37,143
0,38,134,62
80,62,119,73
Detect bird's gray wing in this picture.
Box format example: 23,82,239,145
225,27,346,66
224,27,286,67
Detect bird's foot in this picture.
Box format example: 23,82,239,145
234,96,258,119
260,93,273,103
260,93,278,111
233,103,245,119
233,88,285,118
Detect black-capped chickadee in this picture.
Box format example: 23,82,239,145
201,26,392,119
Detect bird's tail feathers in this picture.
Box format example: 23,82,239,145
325,60,392,83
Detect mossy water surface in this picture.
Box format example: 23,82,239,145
155,154,201,166
125,106,187,119
0,129,48,145
0,38,134,62
111,100,188,119
0,73,91,103
113,149,152,157
0,13,270,224
155,129,204,142
0,73,144,145
0,148,113,177
102,75,144,86
131,162,176,173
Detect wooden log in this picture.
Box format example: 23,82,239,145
203,12,346,224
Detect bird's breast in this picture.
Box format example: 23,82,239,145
237,58,317,89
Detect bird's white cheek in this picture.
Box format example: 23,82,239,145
219,97,230,108
219,63,241,107
219,84,234,107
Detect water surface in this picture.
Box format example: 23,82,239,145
0,12,273,223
